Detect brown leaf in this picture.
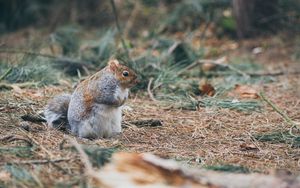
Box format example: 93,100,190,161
202,63,217,71
201,56,227,71
234,84,260,99
199,83,215,96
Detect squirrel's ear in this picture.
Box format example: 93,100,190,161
108,59,120,71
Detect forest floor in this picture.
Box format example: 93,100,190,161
0,29,299,187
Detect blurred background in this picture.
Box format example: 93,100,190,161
1,0,299,37
0,0,299,102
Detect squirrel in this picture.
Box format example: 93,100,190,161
44,59,138,139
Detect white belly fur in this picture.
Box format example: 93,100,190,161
78,87,128,138
114,87,129,102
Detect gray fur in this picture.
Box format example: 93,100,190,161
68,71,127,138
67,88,86,135
44,93,71,131
95,72,120,106
45,71,129,139
75,104,122,138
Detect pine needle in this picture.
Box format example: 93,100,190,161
259,92,298,127
0,67,12,81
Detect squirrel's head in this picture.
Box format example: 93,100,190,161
108,59,138,88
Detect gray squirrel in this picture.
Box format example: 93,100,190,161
44,59,138,139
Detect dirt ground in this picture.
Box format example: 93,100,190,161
0,32,300,186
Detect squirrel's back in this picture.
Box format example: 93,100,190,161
44,93,71,130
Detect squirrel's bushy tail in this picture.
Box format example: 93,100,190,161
44,94,71,131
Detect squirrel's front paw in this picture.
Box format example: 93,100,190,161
116,97,126,107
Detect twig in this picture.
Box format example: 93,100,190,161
2,134,73,174
21,130,55,158
199,58,250,78
0,67,12,81
110,0,129,57
21,114,46,123
177,57,226,76
147,78,158,102
82,65,91,76
0,135,34,146
124,119,163,128
177,57,250,78
3,158,72,165
0,49,60,59
69,138,94,174
178,57,300,77
69,138,105,186
0,49,92,68
0,82,39,90
248,70,300,77
259,92,297,128
167,41,181,55
152,82,163,91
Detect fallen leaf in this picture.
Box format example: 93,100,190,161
199,83,215,96
202,56,227,71
202,63,217,71
234,84,260,99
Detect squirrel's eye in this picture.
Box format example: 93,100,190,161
122,71,129,77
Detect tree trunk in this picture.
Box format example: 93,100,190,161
232,0,255,38
233,0,281,38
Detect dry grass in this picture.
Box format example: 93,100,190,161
1,31,300,186
0,72,300,186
